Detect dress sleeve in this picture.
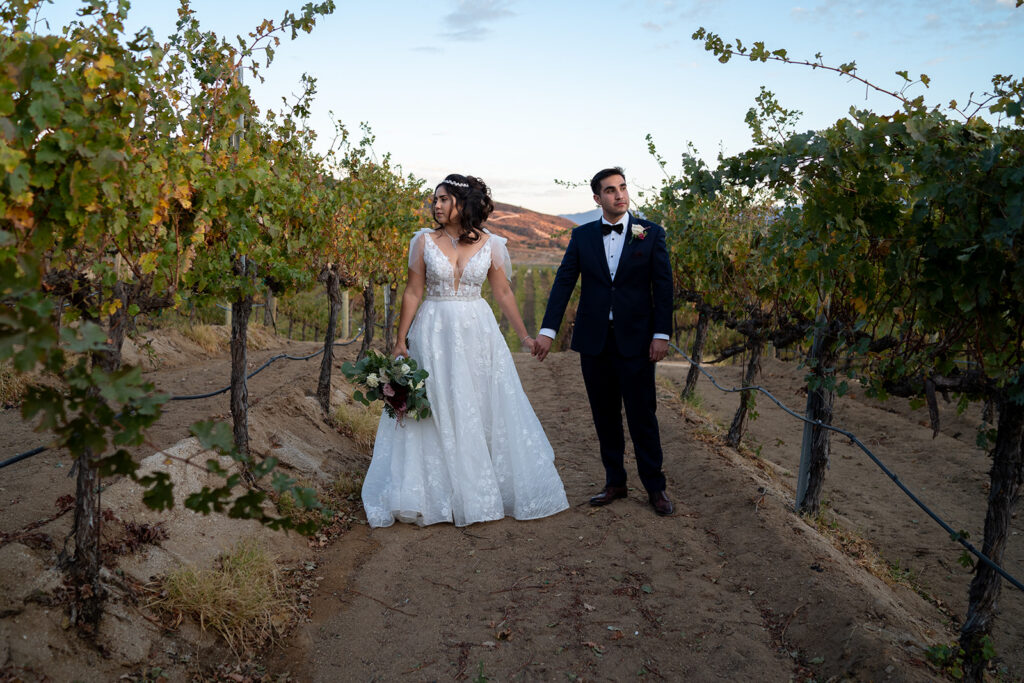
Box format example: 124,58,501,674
408,230,428,275
488,233,513,282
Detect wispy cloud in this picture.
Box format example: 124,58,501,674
672,0,721,20
790,0,844,22
441,0,516,41
790,0,1021,43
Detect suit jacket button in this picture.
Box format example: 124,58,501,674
611,286,615,292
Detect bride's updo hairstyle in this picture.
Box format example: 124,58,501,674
436,173,494,244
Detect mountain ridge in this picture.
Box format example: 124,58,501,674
482,201,573,257
559,208,601,225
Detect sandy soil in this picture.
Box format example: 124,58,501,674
1,331,1021,681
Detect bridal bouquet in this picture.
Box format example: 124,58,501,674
341,350,431,424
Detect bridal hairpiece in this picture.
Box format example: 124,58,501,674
444,179,469,188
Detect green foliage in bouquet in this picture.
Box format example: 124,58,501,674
341,349,431,423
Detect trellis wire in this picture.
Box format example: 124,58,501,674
0,328,364,470
668,340,1023,594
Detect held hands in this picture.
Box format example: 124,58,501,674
649,338,668,363
520,336,537,355
532,334,553,362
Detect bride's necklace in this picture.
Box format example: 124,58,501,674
442,229,461,249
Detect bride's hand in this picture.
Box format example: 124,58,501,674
392,341,409,359
521,336,536,354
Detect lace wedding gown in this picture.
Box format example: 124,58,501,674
361,229,569,528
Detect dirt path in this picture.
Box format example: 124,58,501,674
271,353,953,682
3,335,1021,681
665,356,1023,678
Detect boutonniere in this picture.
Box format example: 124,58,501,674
630,224,647,241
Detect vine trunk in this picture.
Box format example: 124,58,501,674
683,310,710,399
797,328,838,514
318,267,342,415
230,259,254,463
959,396,1024,681
726,340,763,447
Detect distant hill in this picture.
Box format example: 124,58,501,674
560,209,601,225
484,202,573,265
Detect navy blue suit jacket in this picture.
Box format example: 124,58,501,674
541,216,673,357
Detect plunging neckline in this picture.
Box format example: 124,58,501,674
427,232,491,293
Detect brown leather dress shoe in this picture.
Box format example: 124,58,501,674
649,490,674,516
589,485,628,506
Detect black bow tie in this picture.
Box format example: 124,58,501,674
602,223,624,235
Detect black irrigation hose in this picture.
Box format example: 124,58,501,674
668,341,1024,594
0,446,48,470
169,327,364,401
0,328,364,470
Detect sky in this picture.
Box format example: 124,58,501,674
33,0,1024,216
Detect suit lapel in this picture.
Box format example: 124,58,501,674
588,222,613,282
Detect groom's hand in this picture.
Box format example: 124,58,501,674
533,334,553,361
649,338,668,363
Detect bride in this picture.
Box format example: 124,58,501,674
361,174,570,528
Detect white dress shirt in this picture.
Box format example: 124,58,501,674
539,213,669,342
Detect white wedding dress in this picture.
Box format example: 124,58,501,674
361,228,569,528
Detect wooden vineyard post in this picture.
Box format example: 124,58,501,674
263,289,276,329
341,289,350,339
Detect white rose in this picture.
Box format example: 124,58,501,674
631,224,646,240
365,374,379,388
400,363,411,375
378,371,389,384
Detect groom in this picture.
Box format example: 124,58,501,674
533,167,675,516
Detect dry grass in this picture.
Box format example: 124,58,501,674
0,359,31,408
654,374,678,398
165,320,280,355
332,471,363,500
152,539,293,655
177,323,226,354
333,388,382,455
247,323,279,350
804,505,944,616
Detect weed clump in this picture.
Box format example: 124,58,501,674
333,389,381,454
153,539,293,654
1,359,31,408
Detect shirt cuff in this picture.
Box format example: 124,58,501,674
653,333,670,341
539,328,557,340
